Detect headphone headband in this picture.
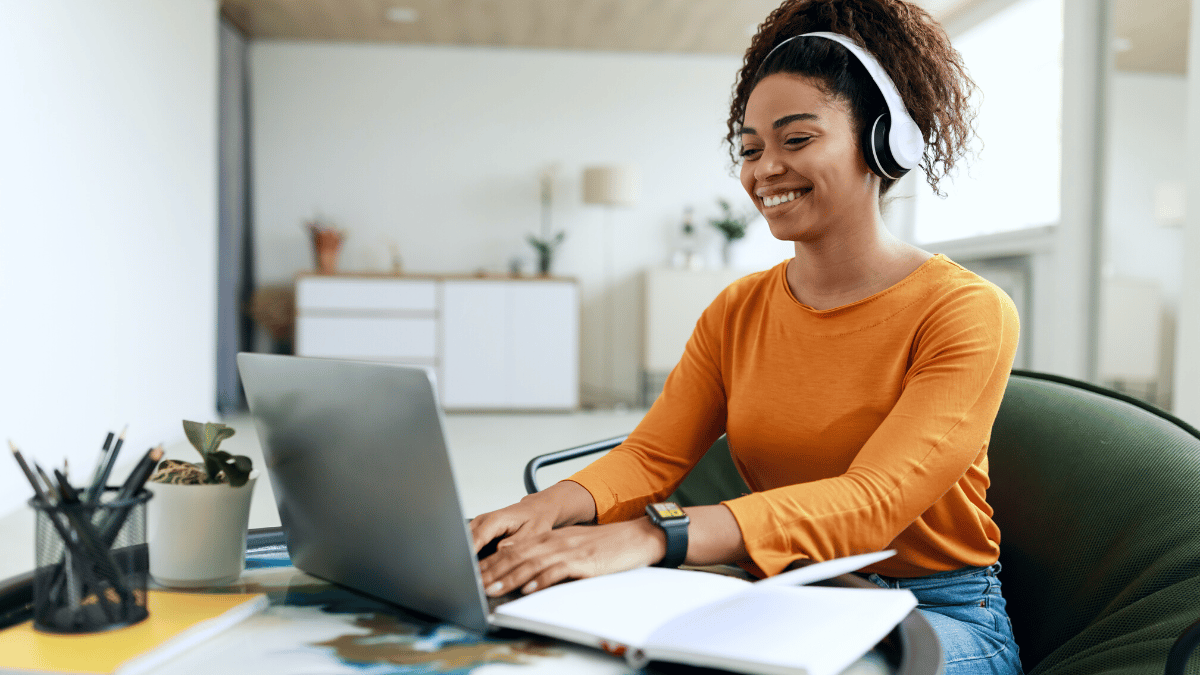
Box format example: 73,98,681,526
759,32,923,172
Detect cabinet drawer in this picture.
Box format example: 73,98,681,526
296,278,437,312
296,316,437,359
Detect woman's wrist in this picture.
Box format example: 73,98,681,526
519,480,597,527
631,516,669,567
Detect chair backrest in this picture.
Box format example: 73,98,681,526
988,371,1200,675
668,435,750,508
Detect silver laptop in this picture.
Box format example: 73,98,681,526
236,353,497,633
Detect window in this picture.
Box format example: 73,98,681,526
912,0,1063,244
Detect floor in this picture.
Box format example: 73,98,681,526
0,408,649,581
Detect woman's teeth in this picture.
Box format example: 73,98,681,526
764,192,798,207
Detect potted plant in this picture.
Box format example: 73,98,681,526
709,198,754,267
527,165,566,276
145,421,257,587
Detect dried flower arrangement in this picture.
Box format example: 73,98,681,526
149,421,253,487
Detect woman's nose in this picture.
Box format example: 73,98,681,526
755,147,786,179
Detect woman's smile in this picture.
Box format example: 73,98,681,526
759,187,813,208
739,74,880,242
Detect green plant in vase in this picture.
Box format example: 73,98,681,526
709,198,755,268
150,421,253,486
146,421,258,587
527,165,566,276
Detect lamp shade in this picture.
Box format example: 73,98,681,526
582,165,639,207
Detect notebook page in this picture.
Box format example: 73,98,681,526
640,585,917,675
492,567,750,648
754,550,896,588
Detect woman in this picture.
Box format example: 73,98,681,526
470,1,1022,673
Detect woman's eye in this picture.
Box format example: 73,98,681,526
740,147,762,159
786,136,812,146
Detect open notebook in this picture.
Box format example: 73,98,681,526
492,550,917,675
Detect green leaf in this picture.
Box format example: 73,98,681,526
182,420,206,458
209,450,253,487
200,422,234,455
202,452,225,484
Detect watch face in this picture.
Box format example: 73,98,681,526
650,502,685,520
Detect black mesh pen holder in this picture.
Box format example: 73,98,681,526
30,488,151,633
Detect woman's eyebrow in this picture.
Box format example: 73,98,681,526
773,112,819,128
739,112,820,136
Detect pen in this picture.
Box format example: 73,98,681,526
88,426,126,506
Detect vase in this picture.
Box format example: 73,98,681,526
145,473,257,587
536,248,553,276
310,229,343,274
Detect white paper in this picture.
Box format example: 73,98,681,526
492,567,751,648
755,550,896,588
642,585,917,675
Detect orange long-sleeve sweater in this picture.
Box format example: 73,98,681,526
569,254,1020,579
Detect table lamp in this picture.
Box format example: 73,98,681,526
582,164,640,407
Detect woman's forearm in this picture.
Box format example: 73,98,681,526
533,480,597,526
524,485,749,566
683,504,750,566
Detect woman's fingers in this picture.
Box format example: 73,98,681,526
470,495,564,554
480,521,661,597
520,561,575,595
469,512,512,553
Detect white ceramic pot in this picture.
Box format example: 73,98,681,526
145,473,257,588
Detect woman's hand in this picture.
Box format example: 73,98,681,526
469,481,597,555
477,504,751,596
478,518,667,596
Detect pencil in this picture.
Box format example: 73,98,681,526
88,425,126,506
34,463,57,504
100,446,164,546
8,440,49,505
85,431,115,502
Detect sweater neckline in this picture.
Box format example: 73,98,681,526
777,253,947,316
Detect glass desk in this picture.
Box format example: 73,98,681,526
0,528,942,675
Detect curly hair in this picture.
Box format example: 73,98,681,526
726,0,978,197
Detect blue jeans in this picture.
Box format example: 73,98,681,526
860,563,1024,675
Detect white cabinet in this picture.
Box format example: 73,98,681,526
442,280,579,410
295,275,579,410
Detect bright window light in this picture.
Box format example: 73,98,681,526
912,0,1063,244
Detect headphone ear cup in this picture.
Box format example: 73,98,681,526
862,112,908,180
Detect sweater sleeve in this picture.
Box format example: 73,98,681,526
567,289,731,523
722,283,1020,576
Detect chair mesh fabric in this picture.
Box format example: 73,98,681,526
668,435,751,509
989,375,1200,675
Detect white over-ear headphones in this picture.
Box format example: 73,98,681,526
759,32,924,180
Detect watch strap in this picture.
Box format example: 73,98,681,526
646,502,689,568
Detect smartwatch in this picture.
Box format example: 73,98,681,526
645,501,690,568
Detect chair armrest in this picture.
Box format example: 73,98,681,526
1166,617,1200,675
524,435,628,494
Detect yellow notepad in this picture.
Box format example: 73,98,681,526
0,591,268,674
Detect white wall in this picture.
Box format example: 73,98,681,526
0,1,219,514
250,43,794,405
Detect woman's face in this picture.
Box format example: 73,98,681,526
738,73,880,243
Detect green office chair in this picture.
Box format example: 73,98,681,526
525,371,1200,675
987,371,1200,675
